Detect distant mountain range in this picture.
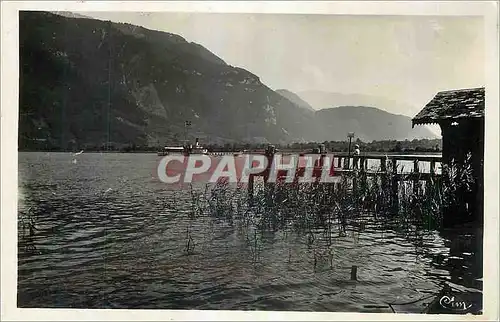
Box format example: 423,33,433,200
315,106,435,142
276,89,315,112
276,89,436,141
19,11,437,150
296,90,420,116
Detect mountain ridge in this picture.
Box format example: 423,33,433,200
297,90,419,117
19,11,437,151
276,89,315,112
314,105,436,142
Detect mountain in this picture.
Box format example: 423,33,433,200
315,106,436,142
296,90,438,139
19,11,321,150
276,89,435,140
297,90,420,116
49,11,92,19
275,89,315,112
19,12,437,151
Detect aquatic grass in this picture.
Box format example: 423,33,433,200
18,206,39,253
440,153,476,223
181,157,477,269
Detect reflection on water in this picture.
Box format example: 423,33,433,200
17,152,482,312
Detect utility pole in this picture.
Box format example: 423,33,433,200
106,21,112,152
184,120,191,147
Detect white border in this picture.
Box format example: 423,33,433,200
1,1,499,321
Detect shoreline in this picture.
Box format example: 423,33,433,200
17,150,442,155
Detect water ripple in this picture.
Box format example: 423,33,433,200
17,152,482,311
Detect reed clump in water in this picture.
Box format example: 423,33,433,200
184,157,477,265
18,206,39,253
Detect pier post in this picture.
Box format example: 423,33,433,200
353,174,358,195
430,161,436,176
391,158,398,213
248,174,254,204
413,160,420,195
350,265,358,281
380,157,388,191
344,156,350,170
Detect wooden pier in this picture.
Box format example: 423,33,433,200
332,152,442,179
247,152,443,209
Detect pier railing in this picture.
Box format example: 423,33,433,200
332,153,442,177
247,152,443,210
204,151,442,180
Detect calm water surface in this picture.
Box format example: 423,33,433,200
17,152,482,312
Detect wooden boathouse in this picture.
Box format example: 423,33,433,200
412,87,485,226
245,87,484,228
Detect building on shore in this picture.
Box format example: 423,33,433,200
412,87,485,227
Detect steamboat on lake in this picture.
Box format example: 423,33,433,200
157,138,208,156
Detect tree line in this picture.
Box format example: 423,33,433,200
205,138,442,153
20,138,442,153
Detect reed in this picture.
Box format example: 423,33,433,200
182,157,477,265
18,206,39,253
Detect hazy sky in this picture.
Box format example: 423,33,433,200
82,12,485,117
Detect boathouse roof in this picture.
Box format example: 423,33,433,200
412,87,485,127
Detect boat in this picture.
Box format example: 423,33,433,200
185,138,209,155
157,146,185,156
189,146,209,155
157,138,208,156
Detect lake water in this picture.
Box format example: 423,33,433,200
17,152,481,312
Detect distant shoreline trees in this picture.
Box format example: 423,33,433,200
19,138,442,153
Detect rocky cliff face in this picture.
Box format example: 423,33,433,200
19,12,436,151
19,11,320,150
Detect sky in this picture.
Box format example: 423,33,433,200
81,12,485,118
